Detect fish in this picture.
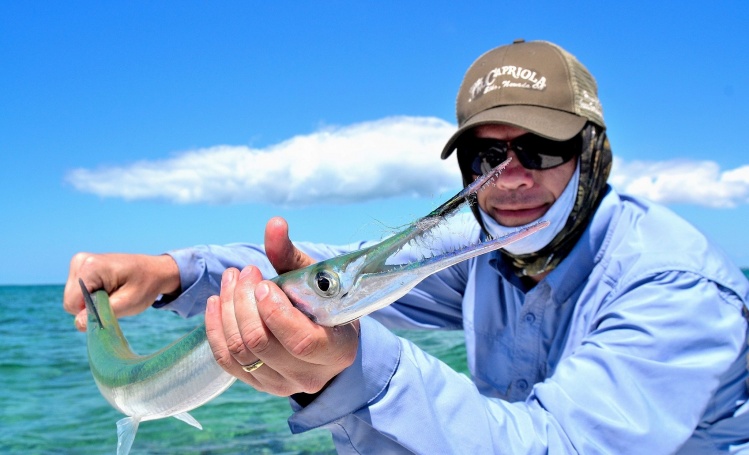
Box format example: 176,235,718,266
273,159,550,326
82,157,548,454
81,281,236,455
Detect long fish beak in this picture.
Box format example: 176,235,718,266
273,158,550,327
79,278,104,329
359,157,515,274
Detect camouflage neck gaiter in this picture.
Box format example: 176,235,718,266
457,123,613,277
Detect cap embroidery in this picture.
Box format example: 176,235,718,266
468,66,547,102
578,90,603,119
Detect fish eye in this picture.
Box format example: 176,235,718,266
312,270,340,297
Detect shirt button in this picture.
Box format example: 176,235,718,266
517,379,528,390
524,312,536,323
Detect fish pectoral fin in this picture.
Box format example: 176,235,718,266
116,416,140,455
173,411,203,430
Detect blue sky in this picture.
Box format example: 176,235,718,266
2,1,748,285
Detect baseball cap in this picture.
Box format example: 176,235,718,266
441,39,606,159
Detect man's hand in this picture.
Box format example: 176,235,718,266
205,217,360,396
63,252,181,331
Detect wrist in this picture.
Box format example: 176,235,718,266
154,254,181,296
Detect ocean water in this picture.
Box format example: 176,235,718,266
4,272,749,454
0,285,468,454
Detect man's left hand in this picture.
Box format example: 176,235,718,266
205,265,360,396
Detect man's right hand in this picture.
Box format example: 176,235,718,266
63,252,181,332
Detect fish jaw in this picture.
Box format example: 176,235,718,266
271,159,548,327
274,218,549,327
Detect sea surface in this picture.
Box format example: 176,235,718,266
0,285,469,454
4,273,749,453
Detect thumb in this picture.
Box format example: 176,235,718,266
264,216,315,274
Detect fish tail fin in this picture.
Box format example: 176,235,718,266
116,416,140,455
173,411,203,430
78,278,104,328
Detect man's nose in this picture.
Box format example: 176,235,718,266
493,150,533,190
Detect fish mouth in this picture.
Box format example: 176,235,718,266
357,161,510,274
358,159,548,277
312,216,547,327
363,218,549,278
274,158,549,327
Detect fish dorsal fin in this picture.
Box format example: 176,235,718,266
173,411,203,430
116,416,140,455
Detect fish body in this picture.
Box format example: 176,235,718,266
84,158,547,454
83,287,235,455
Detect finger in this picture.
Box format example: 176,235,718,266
64,253,116,317
254,279,358,368
264,217,315,274
63,252,94,316
205,294,255,381
252,280,358,394
74,309,88,332
64,253,106,331
230,269,324,395
205,293,286,392
232,266,298,365
205,296,242,375
218,268,258,367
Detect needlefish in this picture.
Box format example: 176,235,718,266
82,158,548,455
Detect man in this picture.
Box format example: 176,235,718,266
65,40,749,453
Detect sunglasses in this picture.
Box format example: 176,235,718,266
461,133,581,174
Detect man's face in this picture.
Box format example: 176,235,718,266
472,124,578,227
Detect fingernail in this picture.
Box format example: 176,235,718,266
75,314,86,331
239,266,254,279
206,296,218,314
254,282,269,301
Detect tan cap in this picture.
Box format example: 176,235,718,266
441,39,605,159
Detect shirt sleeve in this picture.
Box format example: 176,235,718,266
288,271,748,454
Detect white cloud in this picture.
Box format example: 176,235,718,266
66,116,749,209
609,157,749,208
66,116,462,206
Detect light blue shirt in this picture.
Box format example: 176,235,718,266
161,187,749,454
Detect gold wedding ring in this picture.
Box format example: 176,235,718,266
240,359,264,373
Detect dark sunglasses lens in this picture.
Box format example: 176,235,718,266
513,135,578,170
465,134,579,174
517,150,566,169
470,156,483,175
469,140,507,174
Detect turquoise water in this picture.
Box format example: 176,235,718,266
4,273,749,453
0,285,468,454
